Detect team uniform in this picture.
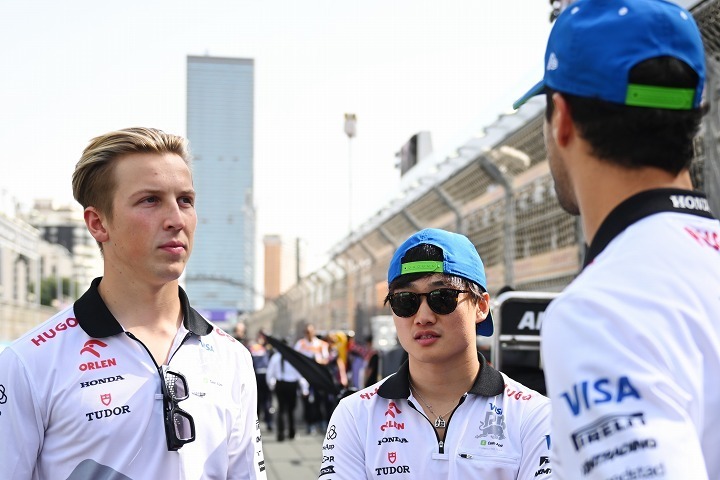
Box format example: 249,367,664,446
319,354,552,479
0,278,266,480
542,190,720,479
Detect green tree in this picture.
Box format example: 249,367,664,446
30,277,79,306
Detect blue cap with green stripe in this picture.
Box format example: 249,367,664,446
388,228,493,336
513,0,705,111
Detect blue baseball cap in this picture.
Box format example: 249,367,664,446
513,0,705,110
387,228,493,337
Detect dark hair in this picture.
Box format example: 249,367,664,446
545,56,704,173
386,244,483,300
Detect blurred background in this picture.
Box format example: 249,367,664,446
1,0,719,354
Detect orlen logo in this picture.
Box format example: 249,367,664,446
80,339,107,358
79,340,117,372
380,402,405,432
31,318,79,347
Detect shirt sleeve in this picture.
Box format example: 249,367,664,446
318,399,365,479
516,399,553,480
265,354,278,391
541,293,708,479
0,348,44,479
227,348,267,480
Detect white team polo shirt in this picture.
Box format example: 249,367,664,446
0,278,266,480
319,354,552,479
542,189,720,479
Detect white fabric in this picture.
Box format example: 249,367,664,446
0,306,266,479
319,371,552,479
265,353,309,395
542,210,720,479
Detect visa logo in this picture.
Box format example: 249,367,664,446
561,376,641,416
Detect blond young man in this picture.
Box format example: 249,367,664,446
0,127,266,479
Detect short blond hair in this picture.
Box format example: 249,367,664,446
72,127,191,220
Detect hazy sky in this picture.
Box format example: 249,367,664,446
0,0,551,268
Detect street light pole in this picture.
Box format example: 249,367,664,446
343,113,357,333
344,113,357,234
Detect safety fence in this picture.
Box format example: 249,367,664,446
248,0,720,341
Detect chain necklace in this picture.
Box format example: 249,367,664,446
409,381,454,428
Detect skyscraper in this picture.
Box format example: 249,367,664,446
185,56,256,323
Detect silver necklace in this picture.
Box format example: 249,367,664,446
409,381,454,428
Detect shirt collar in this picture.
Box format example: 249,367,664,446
74,277,214,338
584,188,715,268
377,351,504,399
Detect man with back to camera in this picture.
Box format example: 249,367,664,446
0,127,266,479
319,228,552,479
514,0,720,478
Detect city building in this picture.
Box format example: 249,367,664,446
263,234,303,300
0,205,61,341
24,199,103,297
185,55,257,326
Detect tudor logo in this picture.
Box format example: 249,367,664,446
81,339,108,357
101,393,112,406
388,452,397,464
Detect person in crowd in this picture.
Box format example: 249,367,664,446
266,338,308,442
249,330,274,432
363,344,380,388
348,334,378,389
0,127,266,479
319,229,552,479
514,0,720,477
295,323,329,434
378,337,407,379
233,321,248,346
326,331,349,390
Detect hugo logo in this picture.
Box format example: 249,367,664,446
81,339,108,357
31,318,79,347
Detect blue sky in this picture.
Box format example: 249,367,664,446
0,0,551,268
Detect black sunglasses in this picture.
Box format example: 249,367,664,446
385,288,470,317
160,367,196,451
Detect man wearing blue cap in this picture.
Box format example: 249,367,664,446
514,0,720,478
318,228,552,479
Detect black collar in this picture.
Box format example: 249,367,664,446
377,351,505,400
584,188,715,269
73,277,214,338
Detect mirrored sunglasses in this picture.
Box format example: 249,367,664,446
161,367,196,451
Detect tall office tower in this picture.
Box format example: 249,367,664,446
185,56,256,324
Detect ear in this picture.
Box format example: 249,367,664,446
475,292,491,325
550,92,575,148
84,207,109,244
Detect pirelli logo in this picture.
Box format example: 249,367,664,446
571,412,646,451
